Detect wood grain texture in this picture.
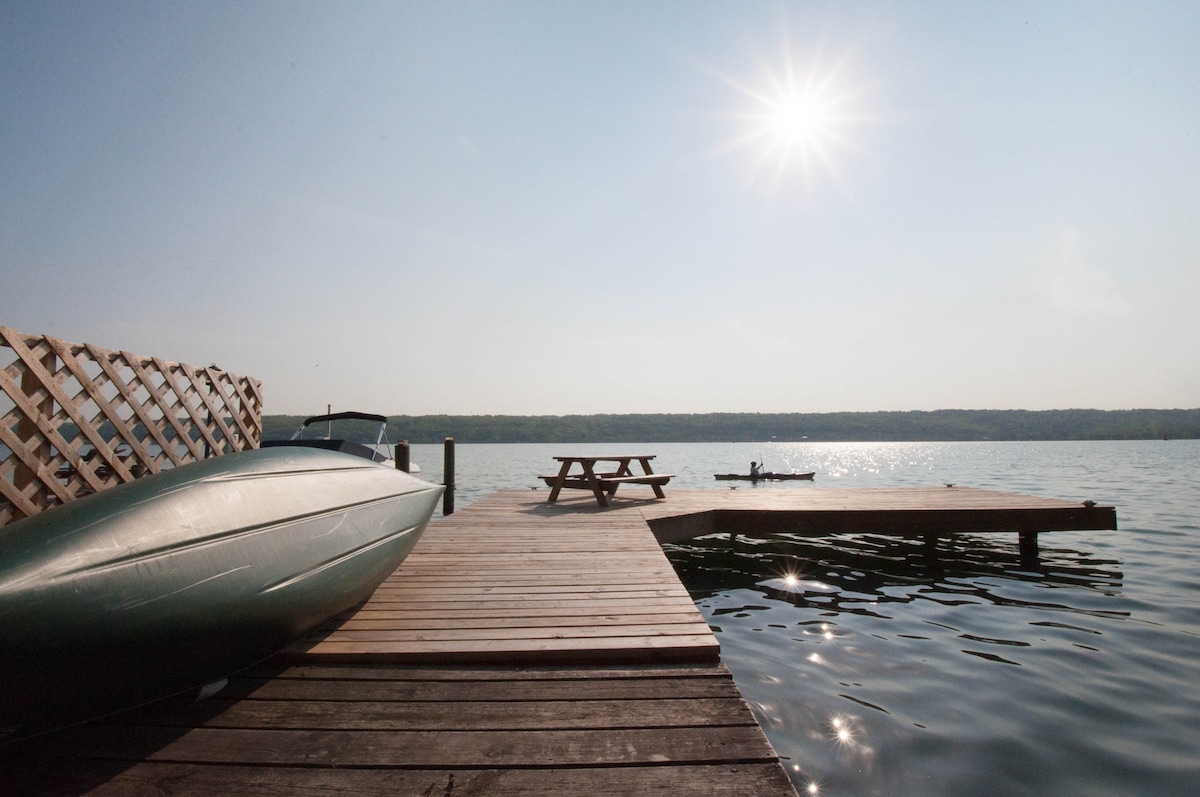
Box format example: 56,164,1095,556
1,664,798,796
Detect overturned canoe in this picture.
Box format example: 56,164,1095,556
714,472,815,481
0,446,442,741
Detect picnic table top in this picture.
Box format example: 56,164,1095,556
553,454,656,462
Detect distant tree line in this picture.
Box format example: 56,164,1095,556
260,409,1200,444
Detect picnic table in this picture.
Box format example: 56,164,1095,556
541,455,673,507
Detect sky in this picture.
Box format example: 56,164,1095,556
2,1,1198,416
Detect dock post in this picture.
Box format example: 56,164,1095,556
443,437,455,515
394,441,410,473
1018,531,1040,566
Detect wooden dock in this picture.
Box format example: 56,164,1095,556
636,485,1117,544
0,486,1116,795
292,491,720,664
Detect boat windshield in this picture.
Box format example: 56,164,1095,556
291,414,390,449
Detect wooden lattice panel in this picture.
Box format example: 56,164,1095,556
1,325,263,525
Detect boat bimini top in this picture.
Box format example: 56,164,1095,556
263,411,394,465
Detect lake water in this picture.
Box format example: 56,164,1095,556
409,440,1200,796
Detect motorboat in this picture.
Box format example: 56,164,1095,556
0,446,442,741
262,411,420,473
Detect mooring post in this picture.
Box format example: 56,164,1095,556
443,437,455,515
1018,531,1040,566
395,441,410,473
922,533,944,572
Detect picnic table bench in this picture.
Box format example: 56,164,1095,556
541,455,673,507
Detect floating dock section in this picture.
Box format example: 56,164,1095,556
1,487,1115,795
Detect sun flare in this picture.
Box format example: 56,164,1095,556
734,69,854,193
702,18,875,204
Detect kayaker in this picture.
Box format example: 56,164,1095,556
750,461,762,478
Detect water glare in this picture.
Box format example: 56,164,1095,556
830,714,855,747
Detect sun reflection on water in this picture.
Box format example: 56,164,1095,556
831,714,854,746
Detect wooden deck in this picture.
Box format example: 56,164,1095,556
1,661,789,796
636,485,1118,543
0,486,1117,795
291,490,720,664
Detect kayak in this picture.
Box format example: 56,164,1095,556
714,472,815,481
0,446,441,741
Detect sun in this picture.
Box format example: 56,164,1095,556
699,18,875,204
770,93,831,147
732,64,855,194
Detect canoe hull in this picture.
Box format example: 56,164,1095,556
0,447,442,741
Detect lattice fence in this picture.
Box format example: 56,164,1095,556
1,325,263,526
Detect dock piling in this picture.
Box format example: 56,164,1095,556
443,437,455,515
1019,530,1040,565
394,441,410,473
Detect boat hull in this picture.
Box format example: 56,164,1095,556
0,447,442,741
714,472,815,481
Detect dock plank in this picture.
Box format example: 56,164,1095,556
89,725,777,768
144,697,758,731
333,611,706,630
42,762,797,796
298,634,724,664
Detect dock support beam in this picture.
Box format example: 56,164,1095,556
394,441,410,473
443,437,455,515
1019,531,1040,566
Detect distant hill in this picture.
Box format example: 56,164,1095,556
260,409,1200,444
